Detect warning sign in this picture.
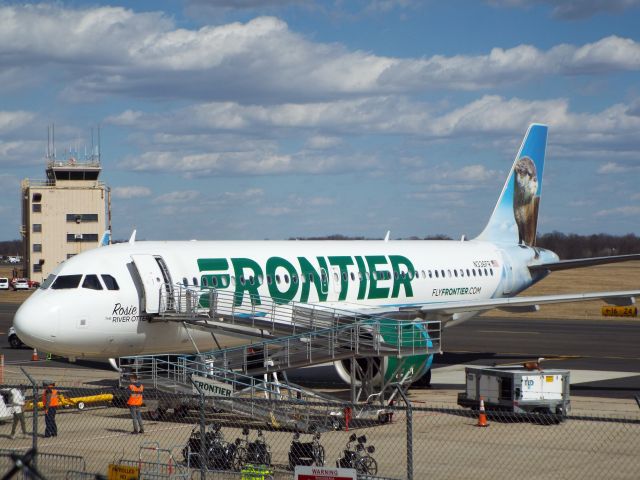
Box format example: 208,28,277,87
107,464,139,480
294,466,357,480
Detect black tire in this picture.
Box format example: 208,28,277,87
358,456,378,475
9,335,22,348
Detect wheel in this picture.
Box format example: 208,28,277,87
233,446,247,471
312,445,325,466
77,402,85,410
9,335,21,348
358,456,378,475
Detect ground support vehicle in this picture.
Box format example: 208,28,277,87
11,279,29,290
457,365,570,421
336,433,377,475
25,392,114,411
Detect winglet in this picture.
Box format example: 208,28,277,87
384,231,390,242
99,230,111,247
128,229,137,245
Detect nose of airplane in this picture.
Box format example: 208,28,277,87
13,291,60,351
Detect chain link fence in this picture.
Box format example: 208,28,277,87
1,371,639,479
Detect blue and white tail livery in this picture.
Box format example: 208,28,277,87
12,125,640,387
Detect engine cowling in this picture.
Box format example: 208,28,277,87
334,319,434,386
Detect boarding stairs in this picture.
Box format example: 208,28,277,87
121,285,441,430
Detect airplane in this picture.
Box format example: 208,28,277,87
7,256,21,264
12,124,640,387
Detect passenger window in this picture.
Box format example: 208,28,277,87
250,276,255,285
202,277,208,287
478,269,483,276
276,275,281,284
350,272,355,281
333,273,339,282
441,270,445,277
466,269,470,277
342,272,347,281
266,275,272,285
101,275,119,290
293,275,298,284
82,274,103,290
52,274,83,289
484,268,488,276
240,276,245,286
182,277,188,287
434,270,439,278
454,270,458,277
193,277,198,286
212,277,218,287
472,269,476,276
309,273,314,283
284,274,290,284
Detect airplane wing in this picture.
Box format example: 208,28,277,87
529,253,640,272
331,290,640,320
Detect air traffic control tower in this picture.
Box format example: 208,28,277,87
21,133,111,283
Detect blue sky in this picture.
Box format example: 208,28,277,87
1,0,639,241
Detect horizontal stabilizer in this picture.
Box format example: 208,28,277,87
529,253,640,272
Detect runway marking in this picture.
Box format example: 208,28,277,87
476,330,540,335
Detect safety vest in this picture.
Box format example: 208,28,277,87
127,383,144,406
42,388,59,408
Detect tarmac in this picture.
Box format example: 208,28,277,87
1,363,639,479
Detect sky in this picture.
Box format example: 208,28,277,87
0,0,639,241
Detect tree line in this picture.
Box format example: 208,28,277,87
1,233,638,260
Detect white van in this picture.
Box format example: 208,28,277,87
0,278,9,290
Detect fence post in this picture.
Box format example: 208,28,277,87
395,385,413,480
21,367,38,468
191,378,206,480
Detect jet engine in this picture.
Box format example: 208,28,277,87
333,319,434,387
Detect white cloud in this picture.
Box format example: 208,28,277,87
595,205,640,216
1,5,639,101
155,190,200,203
112,186,152,199
0,111,35,133
488,0,640,20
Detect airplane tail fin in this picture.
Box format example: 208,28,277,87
475,124,548,246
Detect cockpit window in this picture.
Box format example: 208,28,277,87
82,274,103,290
51,275,83,289
101,274,119,290
40,274,56,289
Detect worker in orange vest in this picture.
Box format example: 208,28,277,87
127,374,144,434
43,381,59,438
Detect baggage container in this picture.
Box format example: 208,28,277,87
457,365,570,420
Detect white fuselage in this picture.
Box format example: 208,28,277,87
13,239,548,359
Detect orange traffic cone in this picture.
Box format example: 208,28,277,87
31,348,39,361
477,396,488,427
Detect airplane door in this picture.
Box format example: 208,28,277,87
131,254,165,314
319,267,329,295
501,251,514,295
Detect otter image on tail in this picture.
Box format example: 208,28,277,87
513,156,540,246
